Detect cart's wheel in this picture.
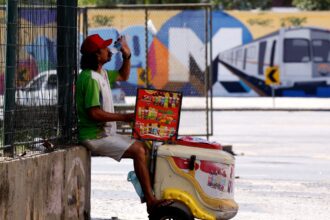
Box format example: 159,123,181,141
149,201,194,220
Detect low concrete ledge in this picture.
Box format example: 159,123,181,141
0,146,91,220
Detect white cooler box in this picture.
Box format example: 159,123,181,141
154,144,238,220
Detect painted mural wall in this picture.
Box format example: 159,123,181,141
86,9,330,97
0,8,57,94
1,9,330,97
216,11,330,97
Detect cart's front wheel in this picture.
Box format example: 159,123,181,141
149,201,194,220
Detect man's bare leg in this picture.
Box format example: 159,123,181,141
122,141,174,213
122,141,156,205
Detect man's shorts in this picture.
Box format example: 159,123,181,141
81,134,135,161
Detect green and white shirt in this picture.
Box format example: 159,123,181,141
76,69,119,142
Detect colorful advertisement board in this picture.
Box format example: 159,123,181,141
132,88,182,142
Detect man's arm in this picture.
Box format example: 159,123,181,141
118,54,131,81
88,106,134,122
117,36,131,81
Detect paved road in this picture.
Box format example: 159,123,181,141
91,111,330,220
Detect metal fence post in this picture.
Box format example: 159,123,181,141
145,7,149,88
209,5,214,137
204,5,214,139
57,0,77,144
82,7,88,40
4,0,18,156
205,6,209,140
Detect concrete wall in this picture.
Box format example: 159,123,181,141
0,146,91,220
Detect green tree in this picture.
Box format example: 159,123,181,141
212,0,272,10
156,0,200,3
94,0,140,6
0,0,57,4
79,0,275,8
78,0,97,6
94,0,200,6
292,0,330,10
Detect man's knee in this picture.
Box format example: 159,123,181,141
127,141,147,159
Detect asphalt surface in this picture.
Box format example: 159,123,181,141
91,111,330,220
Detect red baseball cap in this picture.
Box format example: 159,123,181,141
80,34,113,54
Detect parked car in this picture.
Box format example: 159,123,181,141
16,70,126,106
16,70,58,106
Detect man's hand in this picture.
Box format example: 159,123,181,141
124,113,135,122
119,35,131,59
117,35,131,81
88,107,135,123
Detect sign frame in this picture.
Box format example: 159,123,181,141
132,88,183,142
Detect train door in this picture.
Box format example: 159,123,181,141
310,30,330,81
258,41,267,75
283,38,312,83
270,40,276,67
311,39,330,77
243,48,247,70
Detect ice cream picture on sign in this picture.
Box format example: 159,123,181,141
132,89,182,142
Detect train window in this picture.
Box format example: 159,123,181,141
243,48,247,70
236,50,242,65
25,75,46,92
312,40,330,63
238,49,243,59
284,39,310,63
247,46,256,58
258,41,267,75
46,74,57,90
270,40,276,67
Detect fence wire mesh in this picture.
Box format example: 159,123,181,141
1,3,212,159
82,4,213,137
0,0,77,158
0,6,5,156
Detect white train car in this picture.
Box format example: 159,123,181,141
218,27,330,97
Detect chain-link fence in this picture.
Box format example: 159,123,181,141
0,3,213,159
80,4,213,137
0,0,77,158
0,5,5,157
